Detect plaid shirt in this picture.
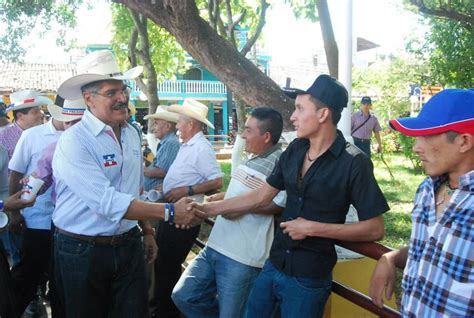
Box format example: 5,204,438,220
0,121,23,159
401,170,474,317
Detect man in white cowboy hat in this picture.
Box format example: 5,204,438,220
0,90,49,270
7,94,73,317
143,106,180,192
52,50,204,317
151,98,223,318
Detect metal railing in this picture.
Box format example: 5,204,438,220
130,80,227,96
192,219,402,317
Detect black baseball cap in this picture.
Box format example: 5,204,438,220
361,96,372,104
282,74,348,112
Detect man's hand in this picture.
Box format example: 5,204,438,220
143,233,158,264
173,197,207,227
369,253,396,308
143,166,154,177
280,217,314,240
5,189,36,211
165,186,188,203
206,192,225,202
376,144,382,153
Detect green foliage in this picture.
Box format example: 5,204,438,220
285,0,320,21
397,134,423,173
352,56,428,126
0,0,81,61
407,18,473,87
110,4,187,81
404,0,473,87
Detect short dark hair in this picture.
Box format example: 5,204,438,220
250,107,283,145
445,131,460,143
81,81,104,94
13,107,34,120
308,95,341,125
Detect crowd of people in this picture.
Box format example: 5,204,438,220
0,49,472,318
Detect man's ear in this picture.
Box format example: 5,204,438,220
458,133,473,153
318,107,330,123
83,92,95,109
263,131,272,144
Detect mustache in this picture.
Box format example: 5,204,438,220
112,102,128,111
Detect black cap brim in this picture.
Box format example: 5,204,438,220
282,87,307,99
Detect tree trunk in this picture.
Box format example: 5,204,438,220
235,97,247,134
316,0,338,78
128,10,160,132
115,0,294,129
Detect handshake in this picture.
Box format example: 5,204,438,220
168,197,213,228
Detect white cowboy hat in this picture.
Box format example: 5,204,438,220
167,98,214,129
57,50,143,100
143,105,179,123
47,98,86,122
7,90,53,112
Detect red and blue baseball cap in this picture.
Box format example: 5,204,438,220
389,89,474,136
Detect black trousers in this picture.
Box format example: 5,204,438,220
10,228,64,317
151,221,200,318
0,241,16,317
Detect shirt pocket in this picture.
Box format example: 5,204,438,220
437,225,473,283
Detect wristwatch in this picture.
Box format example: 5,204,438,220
188,185,195,196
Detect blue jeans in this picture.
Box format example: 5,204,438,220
0,230,22,266
353,139,371,158
53,228,148,318
246,259,332,318
172,246,261,318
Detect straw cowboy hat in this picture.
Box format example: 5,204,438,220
7,90,53,112
48,98,86,122
58,50,143,100
144,105,179,123
167,98,214,129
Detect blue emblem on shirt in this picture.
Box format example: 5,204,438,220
103,154,118,167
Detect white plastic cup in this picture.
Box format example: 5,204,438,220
21,175,45,200
146,190,163,202
0,212,9,231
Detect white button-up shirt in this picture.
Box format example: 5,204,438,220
52,110,142,236
9,120,62,230
163,131,222,194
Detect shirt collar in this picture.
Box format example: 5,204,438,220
160,132,177,143
327,130,346,158
428,170,474,192
183,131,203,146
44,119,62,135
81,110,128,137
249,144,281,160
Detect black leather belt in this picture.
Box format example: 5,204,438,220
353,137,371,144
56,226,141,245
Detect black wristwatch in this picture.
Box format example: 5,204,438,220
188,185,195,196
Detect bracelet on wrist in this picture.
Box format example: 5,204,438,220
164,203,170,222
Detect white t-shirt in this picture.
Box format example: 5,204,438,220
207,164,286,268
9,120,62,229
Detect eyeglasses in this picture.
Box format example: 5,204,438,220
93,85,130,99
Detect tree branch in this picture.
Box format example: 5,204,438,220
408,0,473,25
224,0,236,46
240,0,268,56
